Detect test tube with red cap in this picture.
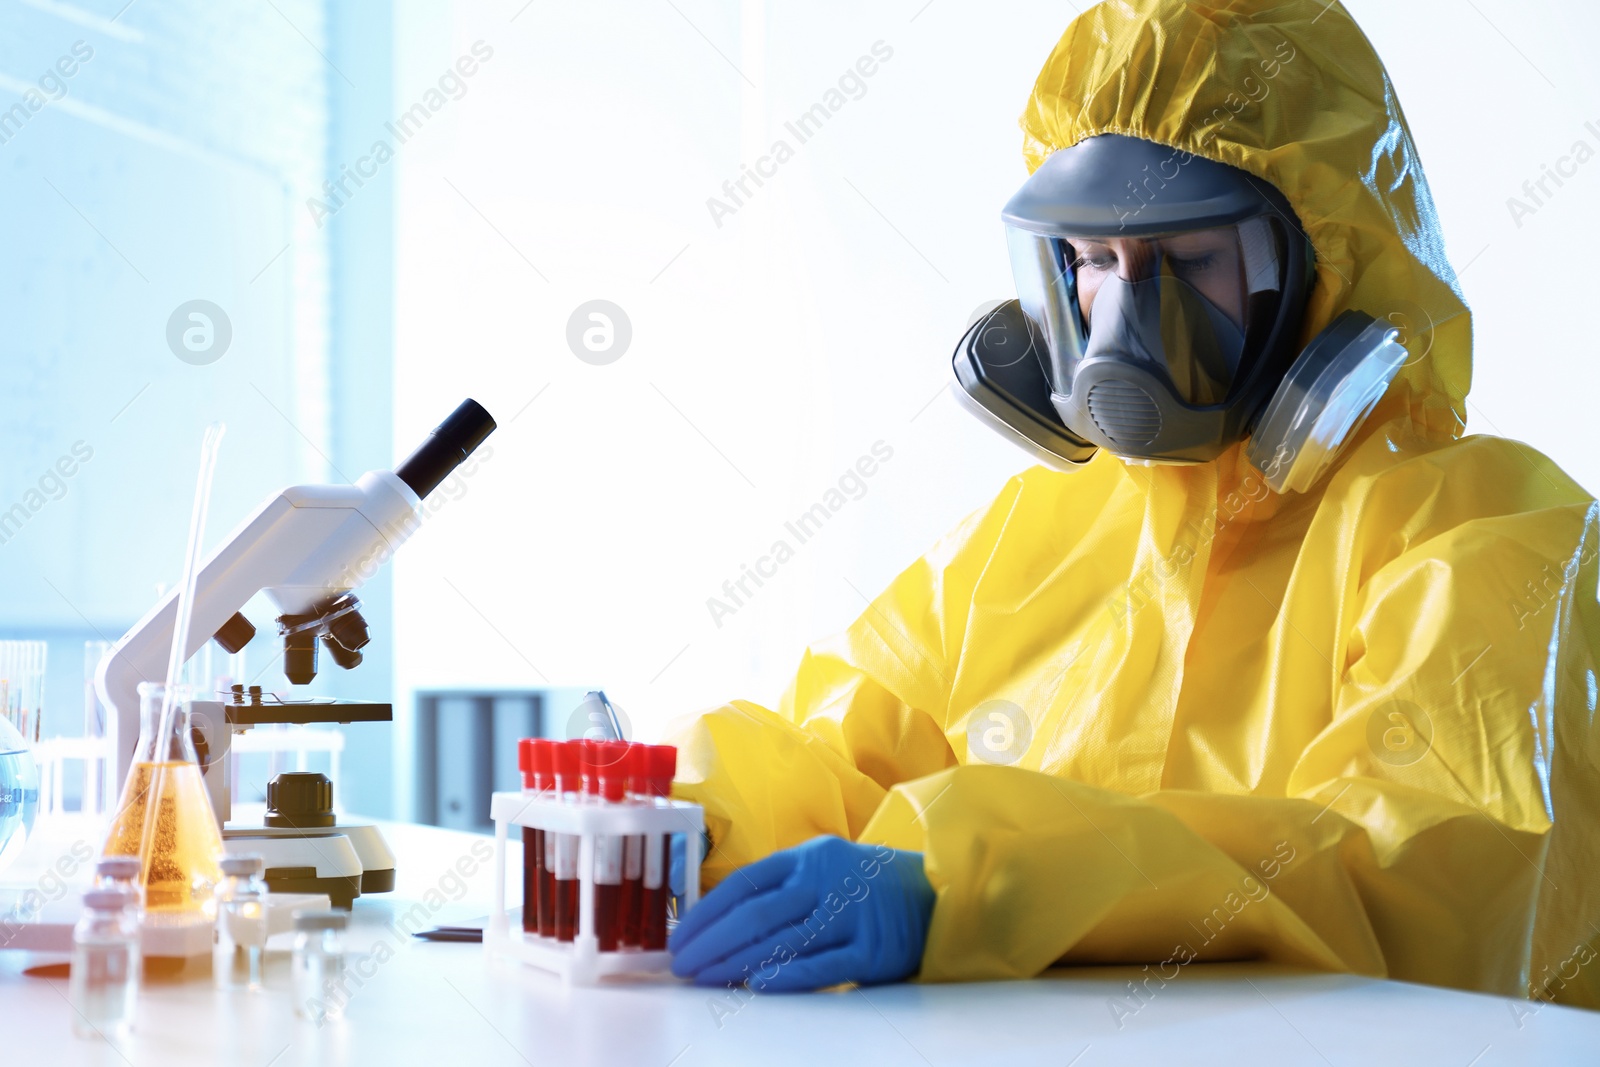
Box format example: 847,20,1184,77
619,746,646,947
532,742,557,937
574,740,602,944
550,741,583,942
592,741,630,952
639,744,677,951
517,740,537,934
527,741,556,936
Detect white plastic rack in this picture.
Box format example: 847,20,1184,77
485,791,703,985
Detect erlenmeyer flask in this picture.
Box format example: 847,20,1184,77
103,682,222,917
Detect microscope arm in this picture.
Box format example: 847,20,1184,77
94,471,421,793
94,397,496,797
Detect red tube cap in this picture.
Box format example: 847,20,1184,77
626,742,648,795
579,739,601,796
649,745,677,797
530,739,555,791
596,741,629,802
552,740,580,792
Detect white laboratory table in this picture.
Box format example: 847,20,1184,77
2,816,1597,1066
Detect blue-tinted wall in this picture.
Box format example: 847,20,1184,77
0,1,396,817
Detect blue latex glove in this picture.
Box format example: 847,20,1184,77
669,835,934,992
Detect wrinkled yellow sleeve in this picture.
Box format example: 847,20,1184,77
670,501,987,885
671,451,1600,1004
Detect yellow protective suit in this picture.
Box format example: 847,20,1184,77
671,0,1600,1006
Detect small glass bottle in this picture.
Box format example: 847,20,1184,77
92,855,143,909
68,888,140,1041
292,910,347,1024
214,853,268,991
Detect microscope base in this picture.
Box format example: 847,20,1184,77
223,822,395,909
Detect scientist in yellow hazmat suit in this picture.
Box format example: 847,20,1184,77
667,0,1600,1006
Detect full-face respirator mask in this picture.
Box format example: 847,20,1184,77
952,135,1409,494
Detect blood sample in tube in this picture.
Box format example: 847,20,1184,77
552,740,582,942
541,830,557,937
619,745,645,947
518,739,538,935
594,740,629,952
640,744,677,951
530,740,555,937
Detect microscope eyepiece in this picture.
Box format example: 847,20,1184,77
394,398,496,500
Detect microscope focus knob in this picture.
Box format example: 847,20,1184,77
213,612,256,655
265,771,336,828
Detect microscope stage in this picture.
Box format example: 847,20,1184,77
223,698,393,726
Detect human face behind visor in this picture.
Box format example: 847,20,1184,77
1074,231,1247,332
996,134,1315,464
1068,225,1261,405
1006,211,1295,457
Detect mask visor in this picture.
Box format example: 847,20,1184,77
1006,215,1289,408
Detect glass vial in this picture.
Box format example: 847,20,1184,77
292,910,347,1024
68,888,140,1041
92,855,143,910
214,853,268,991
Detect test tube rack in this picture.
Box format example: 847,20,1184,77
485,790,703,985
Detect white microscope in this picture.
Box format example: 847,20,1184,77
95,398,496,908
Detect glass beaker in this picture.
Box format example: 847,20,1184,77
102,682,223,917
